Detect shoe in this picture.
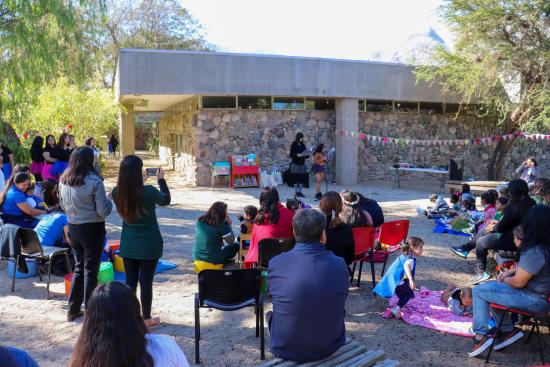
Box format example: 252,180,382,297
295,192,305,198
450,246,469,259
470,272,491,285
67,310,84,322
144,316,161,330
390,306,401,319
493,329,524,351
315,192,322,200
468,334,494,357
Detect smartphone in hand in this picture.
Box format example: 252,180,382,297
146,168,158,177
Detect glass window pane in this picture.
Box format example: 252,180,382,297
419,102,443,114
202,96,236,108
305,98,335,110
395,101,418,113
358,100,366,112
366,100,393,112
238,96,272,109
273,97,304,110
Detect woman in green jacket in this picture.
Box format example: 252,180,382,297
112,155,170,329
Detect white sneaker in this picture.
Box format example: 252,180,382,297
391,306,401,319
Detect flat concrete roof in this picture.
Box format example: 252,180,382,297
118,49,462,110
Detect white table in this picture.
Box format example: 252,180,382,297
391,167,449,191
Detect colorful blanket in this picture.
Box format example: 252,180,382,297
382,287,473,337
433,218,471,237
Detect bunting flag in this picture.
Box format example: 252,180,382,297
334,130,550,146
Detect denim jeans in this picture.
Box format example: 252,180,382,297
473,281,549,335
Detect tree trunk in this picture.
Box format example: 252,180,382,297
487,139,515,180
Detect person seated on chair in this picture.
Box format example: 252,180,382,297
319,191,354,267
237,205,257,249
244,187,294,267
0,172,46,228
357,193,384,227
267,208,349,363
340,190,373,227
468,205,550,358
193,201,239,269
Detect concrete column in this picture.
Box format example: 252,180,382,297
335,98,359,186
119,102,135,156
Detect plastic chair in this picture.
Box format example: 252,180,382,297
257,237,295,270
239,232,252,262
211,161,230,189
485,296,550,364
12,228,72,299
194,269,264,364
368,220,409,286
350,227,376,288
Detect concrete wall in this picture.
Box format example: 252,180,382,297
118,49,463,103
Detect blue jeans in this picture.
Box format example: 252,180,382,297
473,281,549,335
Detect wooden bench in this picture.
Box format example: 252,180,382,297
444,180,507,196
258,340,399,367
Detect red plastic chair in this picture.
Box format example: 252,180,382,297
350,227,376,288
485,296,550,364
366,220,409,286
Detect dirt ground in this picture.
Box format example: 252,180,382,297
0,154,546,367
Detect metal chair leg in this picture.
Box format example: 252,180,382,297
381,255,389,277
485,310,506,363
194,299,200,364
535,320,545,364
11,255,18,293
350,262,356,285
356,260,364,287
255,303,259,337
526,321,537,343
64,252,73,273
370,251,376,290
46,256,53,299
35,258,43,281
260,302,265,360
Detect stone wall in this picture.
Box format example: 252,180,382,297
358,112,550,181
159,97,198,185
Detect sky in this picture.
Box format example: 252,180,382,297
182,0,453,61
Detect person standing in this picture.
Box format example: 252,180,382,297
516,156,538,191
289,132,309,198
41,134,58,181
59,147,112,321
0,140,15,179
112,155,170,329
109,134,119,157
51,133,72,180
29,136,45,182
311,144,326,200
85,137,101,174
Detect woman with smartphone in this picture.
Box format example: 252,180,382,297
112,156,171,329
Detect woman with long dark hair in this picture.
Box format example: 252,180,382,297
193,201,239,271
0,172,46,228
59,147,112,321
41,134,58,181
289,132,309,197
68,282,189,367
340,190,373,228
244,187,294,267
320,191,354,266
468,205,550,358
0,140,15,179
112,155,170,329
51,132,72,180
357,193,385,227
29,136,44,182
470,179,536,284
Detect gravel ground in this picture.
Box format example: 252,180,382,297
0,155,546,367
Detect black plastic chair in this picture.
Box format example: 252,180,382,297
194,269,264,364
257,237,295,270
12,228,72,299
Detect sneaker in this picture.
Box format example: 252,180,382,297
67,310,84,322
468,335,494,357
315,192,322,200
493,329,524,351
450,246,469,259
470,272,491,285
390,306,402,319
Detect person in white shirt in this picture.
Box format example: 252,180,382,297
68,281,189,367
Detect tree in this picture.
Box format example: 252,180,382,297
415,0,550,179
99,0,211,87
0,0,105,125
25,78,119,146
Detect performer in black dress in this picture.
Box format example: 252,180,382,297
289,132,309,197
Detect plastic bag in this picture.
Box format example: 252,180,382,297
272,167,283,185
260,170,270,188
270,173,279,187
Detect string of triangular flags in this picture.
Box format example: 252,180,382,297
335,130,550,146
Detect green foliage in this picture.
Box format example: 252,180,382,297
25,78,119,145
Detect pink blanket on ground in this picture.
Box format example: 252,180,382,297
382,287,473,337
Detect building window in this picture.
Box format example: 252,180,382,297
366,100,393,112
444,103,460,114
238,96,272,109
358,100,366,112
395,101,418,113
305,98,335,110
201,96,236,109
273,97,305,110
419,102,443,114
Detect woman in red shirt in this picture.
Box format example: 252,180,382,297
244,187,294,267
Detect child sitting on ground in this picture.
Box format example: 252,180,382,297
493,196,508,221
461,184,475,202
417,194,449,218
373,236,425,319
498,185,509,199
450,193,461,211
441,284,473,316
476,191,497,234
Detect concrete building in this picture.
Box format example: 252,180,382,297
117,49,533,186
